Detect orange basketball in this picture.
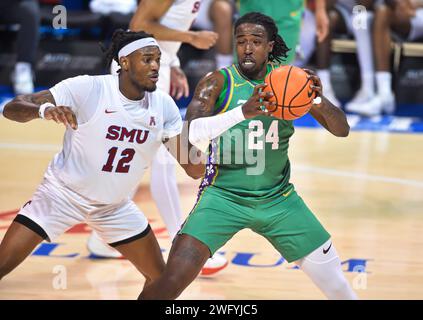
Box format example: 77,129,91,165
263,66,315,120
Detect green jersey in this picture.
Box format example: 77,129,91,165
200,63,294,199
239,0,304,63
239,0,304,21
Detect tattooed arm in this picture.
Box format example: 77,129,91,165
3,90,78,129
185,71,224,122
187,71,274,151
3,90,54,122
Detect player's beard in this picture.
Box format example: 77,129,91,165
144,83,157,92
239,60,267,80
131,77,157,93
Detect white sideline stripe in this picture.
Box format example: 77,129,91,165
1,142,422,188
0,142,61,152
294,164,423,188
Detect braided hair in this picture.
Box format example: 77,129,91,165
234,12,290,63
102,29,154,69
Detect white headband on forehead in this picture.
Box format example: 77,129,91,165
118,38,160,59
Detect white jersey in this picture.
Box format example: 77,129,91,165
49,74,182,204
159,0,201,65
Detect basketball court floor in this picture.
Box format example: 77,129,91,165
0,114,422,299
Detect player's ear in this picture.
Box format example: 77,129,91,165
268,41,275,54
119,57,129,71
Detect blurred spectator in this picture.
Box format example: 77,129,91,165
357,0,423,116
89,0,137,15
89,0,137,35
0,0,40,95
294,2,318,67
193,0,235,69
315,0,375,108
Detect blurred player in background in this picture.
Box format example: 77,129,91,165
0,0,40,95
139,12,357,300
314,0,375,109
356,0,423,116
193,0,236,69
88,0,228,276
238,0,330,64
294,1,319,68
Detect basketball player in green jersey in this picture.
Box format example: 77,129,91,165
139,12,357,299
239,0,329,63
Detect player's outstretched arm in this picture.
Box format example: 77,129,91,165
3,90,54,122
3,90,77,129
304,69,350,137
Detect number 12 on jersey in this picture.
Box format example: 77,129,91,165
102,147,135,173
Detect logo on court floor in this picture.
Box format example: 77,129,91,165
0,211,371,273
28,241,370,273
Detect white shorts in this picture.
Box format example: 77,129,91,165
16,172,149,246
409,8,423,41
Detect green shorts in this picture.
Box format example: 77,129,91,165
180,185,330,263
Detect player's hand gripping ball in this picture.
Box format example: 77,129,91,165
262,66,317,120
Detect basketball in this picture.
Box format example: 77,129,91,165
263,66,316,120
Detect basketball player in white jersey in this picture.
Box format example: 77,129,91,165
88,0,228,276
0,30,204,288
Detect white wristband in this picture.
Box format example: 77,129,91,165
189,106,246,152
39,102,55,119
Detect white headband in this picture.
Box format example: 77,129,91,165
118,38,160,59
